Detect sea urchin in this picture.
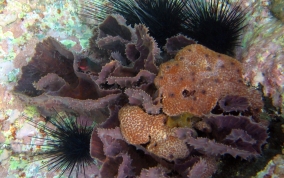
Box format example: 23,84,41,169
78,0,246,56
184,0,247,55
109,0,188,47
78,0,188,47
28,114,94,177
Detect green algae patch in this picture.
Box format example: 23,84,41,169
7,68,19,83
166,113,200,128
79,38,90,49
273,34,284,46
12,33,32,46
9,156,28,170
60,39,76,49
23,106,39,118
242,31,253,48
3,52,16,61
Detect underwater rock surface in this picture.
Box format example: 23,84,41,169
270,0,284,22
239,0,284,113
0,0,283,177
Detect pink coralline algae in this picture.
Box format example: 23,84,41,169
239,0,284,112
14,14,269,177
242,30,284,112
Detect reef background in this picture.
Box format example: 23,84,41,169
0,0,95,177
0,0,283,177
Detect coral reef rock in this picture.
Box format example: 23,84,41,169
255,154,284,178
240,0,284,112
270,0,284,22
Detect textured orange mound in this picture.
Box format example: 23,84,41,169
119,105,189,161
155,44,263,116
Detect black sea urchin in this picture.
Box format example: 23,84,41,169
77,0,113,23
28,114,94,177
184,0,246,55
78,0,246,55
79,0,188,47
109,0,187,46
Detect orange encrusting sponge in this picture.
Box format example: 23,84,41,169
155,44,263,116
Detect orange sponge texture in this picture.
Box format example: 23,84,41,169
119,105,189,161
155,44,263,116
